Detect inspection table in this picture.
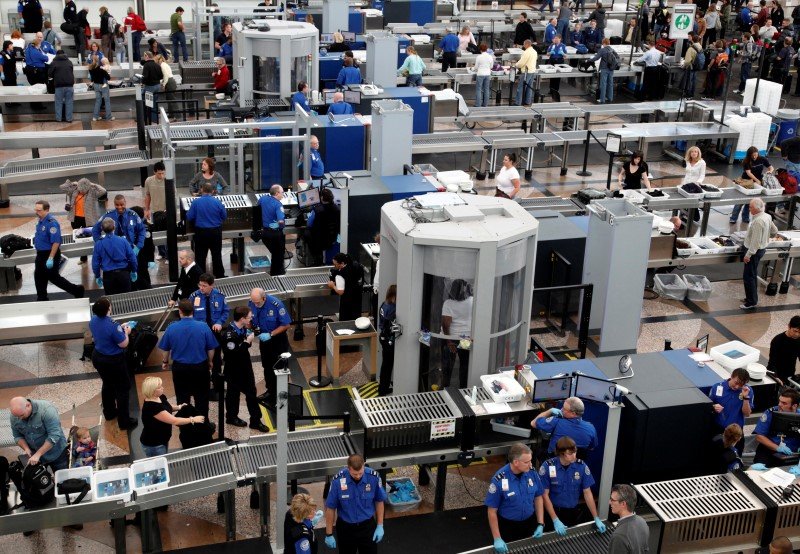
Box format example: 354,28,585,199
326,320,378,384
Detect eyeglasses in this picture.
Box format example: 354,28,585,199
609,497,622,503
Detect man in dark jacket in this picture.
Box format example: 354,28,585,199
514,12,537,46
18,0,44,33
584,2,607,38
48,50,75,122
141,51,163,124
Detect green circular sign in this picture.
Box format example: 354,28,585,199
675,14,691,30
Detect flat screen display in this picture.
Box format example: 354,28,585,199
532,376,571,403
575,374,616,403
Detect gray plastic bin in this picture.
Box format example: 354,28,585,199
683,274,712,301
653,274,688,301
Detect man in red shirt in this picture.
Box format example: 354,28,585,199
213,57,230,94
123,7,147,62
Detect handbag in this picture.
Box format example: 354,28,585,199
64,192,72,213
57,478,91,505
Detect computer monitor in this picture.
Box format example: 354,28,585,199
343,89,361,104
288,382,304,418
532,376,572,403
575,374,617,403
297,187,321,209
341,31,356,42
770,411,800,440
320,33,335,44
324,91,336,104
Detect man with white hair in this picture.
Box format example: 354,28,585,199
35,31,55,55
531,396,598,455
741,197,778,309
328,91,354,115
9,397,68,470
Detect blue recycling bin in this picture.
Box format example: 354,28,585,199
777,109,800,145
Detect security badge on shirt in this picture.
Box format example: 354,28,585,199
338,477,372,499
193,296,219,309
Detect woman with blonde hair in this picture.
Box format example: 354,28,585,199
140,376,204,457
459,25,477,52
682,146,706,185
328,31,349,52
155,53,177,117
285,493,323,554
397,45,426,87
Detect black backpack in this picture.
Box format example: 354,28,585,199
0,234,32,257
8,461,55,509
175,404,215,449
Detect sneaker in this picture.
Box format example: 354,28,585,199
739,303,756,310
93,116,100,121
729,220,737,224
105,116,115,121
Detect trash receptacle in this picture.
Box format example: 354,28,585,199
777,109,800,145
683,274,713,301
653,274,688,301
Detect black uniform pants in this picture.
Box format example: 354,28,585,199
92,351,134,426
262,228,286,276
194,227,225,278
642,66,659,100
172,361,211,419
225,361,262,424
547,505,586,529
442,345,470,388
103,269,132,296
132,248,152,290
441,51,458,72
260,332,290,399
378,336,395,396
336,517,377,554
498,514,537,543
34,249,83,301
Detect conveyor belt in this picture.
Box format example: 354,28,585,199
0,150,150,184
165,442,235,487
181,194,253,210
0,409,14,447
278,270,330,291
479,130,541,149
412,132,488,154
518,197,584,213
244,98,289,109
107,118,232,145
461,522,614,553
458,106,537,123
458,386,494,403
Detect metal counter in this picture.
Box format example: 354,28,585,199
0,298,90,343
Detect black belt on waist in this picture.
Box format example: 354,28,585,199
104,269,129,273
337,517,375,527
93,350,125,359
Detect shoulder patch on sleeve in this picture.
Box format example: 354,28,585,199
761,413,768,422
488,483,497,494
545,416,554,423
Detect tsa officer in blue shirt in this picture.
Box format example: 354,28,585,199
158,299,219,419
292,81,312,112
92,218,138,295
485,443,545,553
708,368,753,449
532,397,598,456
325,454,387,554
187,182,228,278
753,388,800,467
258,184,287,276
309,135,325,181
248,287,292,404
329,91,354,115
539,437,606,535
336,56,362,87
89,296,138,429
32,200,85,301
439,27,460,72
92,194,146,253
189,272,230,399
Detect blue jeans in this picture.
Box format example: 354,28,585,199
475,75,491,107
539,0,554,10
742,248,766,306
515,72,535,105
557,19,570,40
93,85,112,119
116,50,126,65
599,69,614,103
132,31,143,62
172,31,188,62
142,444,168,457
54,86,74,121
738,61,751,92
144,84,161,124
730,203,751,223
684,69,696,97
406,73,422,87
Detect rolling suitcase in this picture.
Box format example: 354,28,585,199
126,306,171,372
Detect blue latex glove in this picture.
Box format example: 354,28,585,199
554,519,568,536
336,233,341,243
493,538,508,553
594,517,607,533
551,408,563,417
750,463,768,471
533,525,544,539
131,272,138,283
133,246,140,256
311,510,324,526
372,524,384,543
324,535,336,549
128,321,138,329
778,444,793,456
258,332,272,342
95,277,103,287
45,258,54,269
148,261,156,270
268,222,279,230
790,465,800,476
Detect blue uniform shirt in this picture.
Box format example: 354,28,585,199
310,148,325,178
249,296,291,333
336,66,362,86
708,379,754,429
536,415,599,453
325,466,387,523
583,27,602,46
570,30,584,45
186,195,227,229
292,91,311,112
294,520,313,554
539,458,595,509
158,318,219,364
329,102,354,115
188,288,230,327
89,315,127,356
10,399,67,464
485,463,543,521
754,407,800,451
92,209,146,249
33,214,62,251
548,42,568,61
24,44,48,67
440,33,460,52
258,194,285,229
545,24,557,43
92,234,137,277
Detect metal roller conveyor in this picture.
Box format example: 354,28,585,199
254,191,299,208
459,521,615,553
741,469,800,542
517,197,585,215
412,132,489,155
453,106,537,124
0,150,150,185
107,118,233,146
277,267,333,298
181,194,255,233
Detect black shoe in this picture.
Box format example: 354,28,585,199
209,389,219,402
226,417,247,427
65,524,83,530
249,421,269,433
75,285,85,299
119,418,138,430
23,530,35,536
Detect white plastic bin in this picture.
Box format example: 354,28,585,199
710,340,760,370
683,274,713,301
653,274,687,300
92,467,133,502
55,466,93,506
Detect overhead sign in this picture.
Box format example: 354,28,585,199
670,4,697,40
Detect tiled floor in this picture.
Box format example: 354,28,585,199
2,85,800,552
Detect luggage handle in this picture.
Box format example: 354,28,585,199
154,305,173,333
